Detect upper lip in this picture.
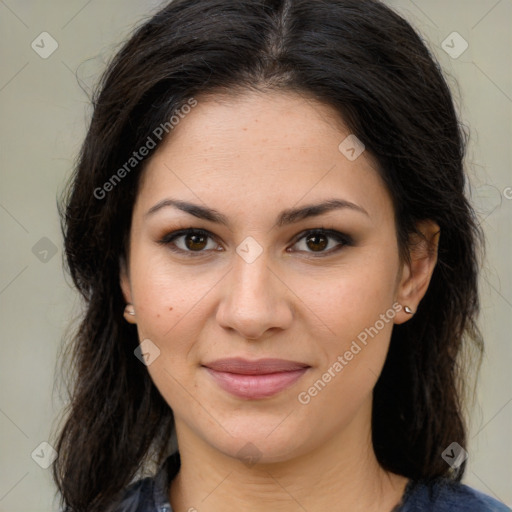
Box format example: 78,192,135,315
202,358,310,375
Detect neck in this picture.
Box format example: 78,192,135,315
169,399,408,512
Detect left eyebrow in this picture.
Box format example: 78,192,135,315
144,197,369,226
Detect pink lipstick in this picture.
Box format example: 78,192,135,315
202,357,310,399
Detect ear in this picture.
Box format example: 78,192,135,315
120,256,132,302
120,256,137,324
394,220,440,324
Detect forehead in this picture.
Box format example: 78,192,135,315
134,90,393,226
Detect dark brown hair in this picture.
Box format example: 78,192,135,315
53,0,483,510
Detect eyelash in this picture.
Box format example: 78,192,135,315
157,227,353,258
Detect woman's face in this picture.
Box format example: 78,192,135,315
121,91,422,464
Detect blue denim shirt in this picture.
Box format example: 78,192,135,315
111,452,510,512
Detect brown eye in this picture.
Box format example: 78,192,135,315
184,232,208,251
291,229,352,256
305,232,328,252
158,228,220,256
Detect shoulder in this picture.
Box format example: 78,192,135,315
109,452,180,512
400,477,510,512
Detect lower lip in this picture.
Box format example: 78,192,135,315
204,367,309,399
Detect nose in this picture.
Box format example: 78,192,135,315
215,249,293,340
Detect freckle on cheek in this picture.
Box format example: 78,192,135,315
169,306,173,311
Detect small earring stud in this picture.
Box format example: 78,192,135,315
404,305,414,315
124,304,135,316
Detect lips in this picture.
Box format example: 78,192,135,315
202,358,310,399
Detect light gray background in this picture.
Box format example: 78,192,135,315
0,1,511,510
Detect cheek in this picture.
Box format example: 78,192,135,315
303,254,399,341
129,256,210,409
297,252,399,396
128,246,229,401
129,245,211,334
293,270,397,433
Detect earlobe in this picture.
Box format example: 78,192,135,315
123,303,137,324
394,220,440,325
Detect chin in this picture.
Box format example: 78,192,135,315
198,416,316,466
